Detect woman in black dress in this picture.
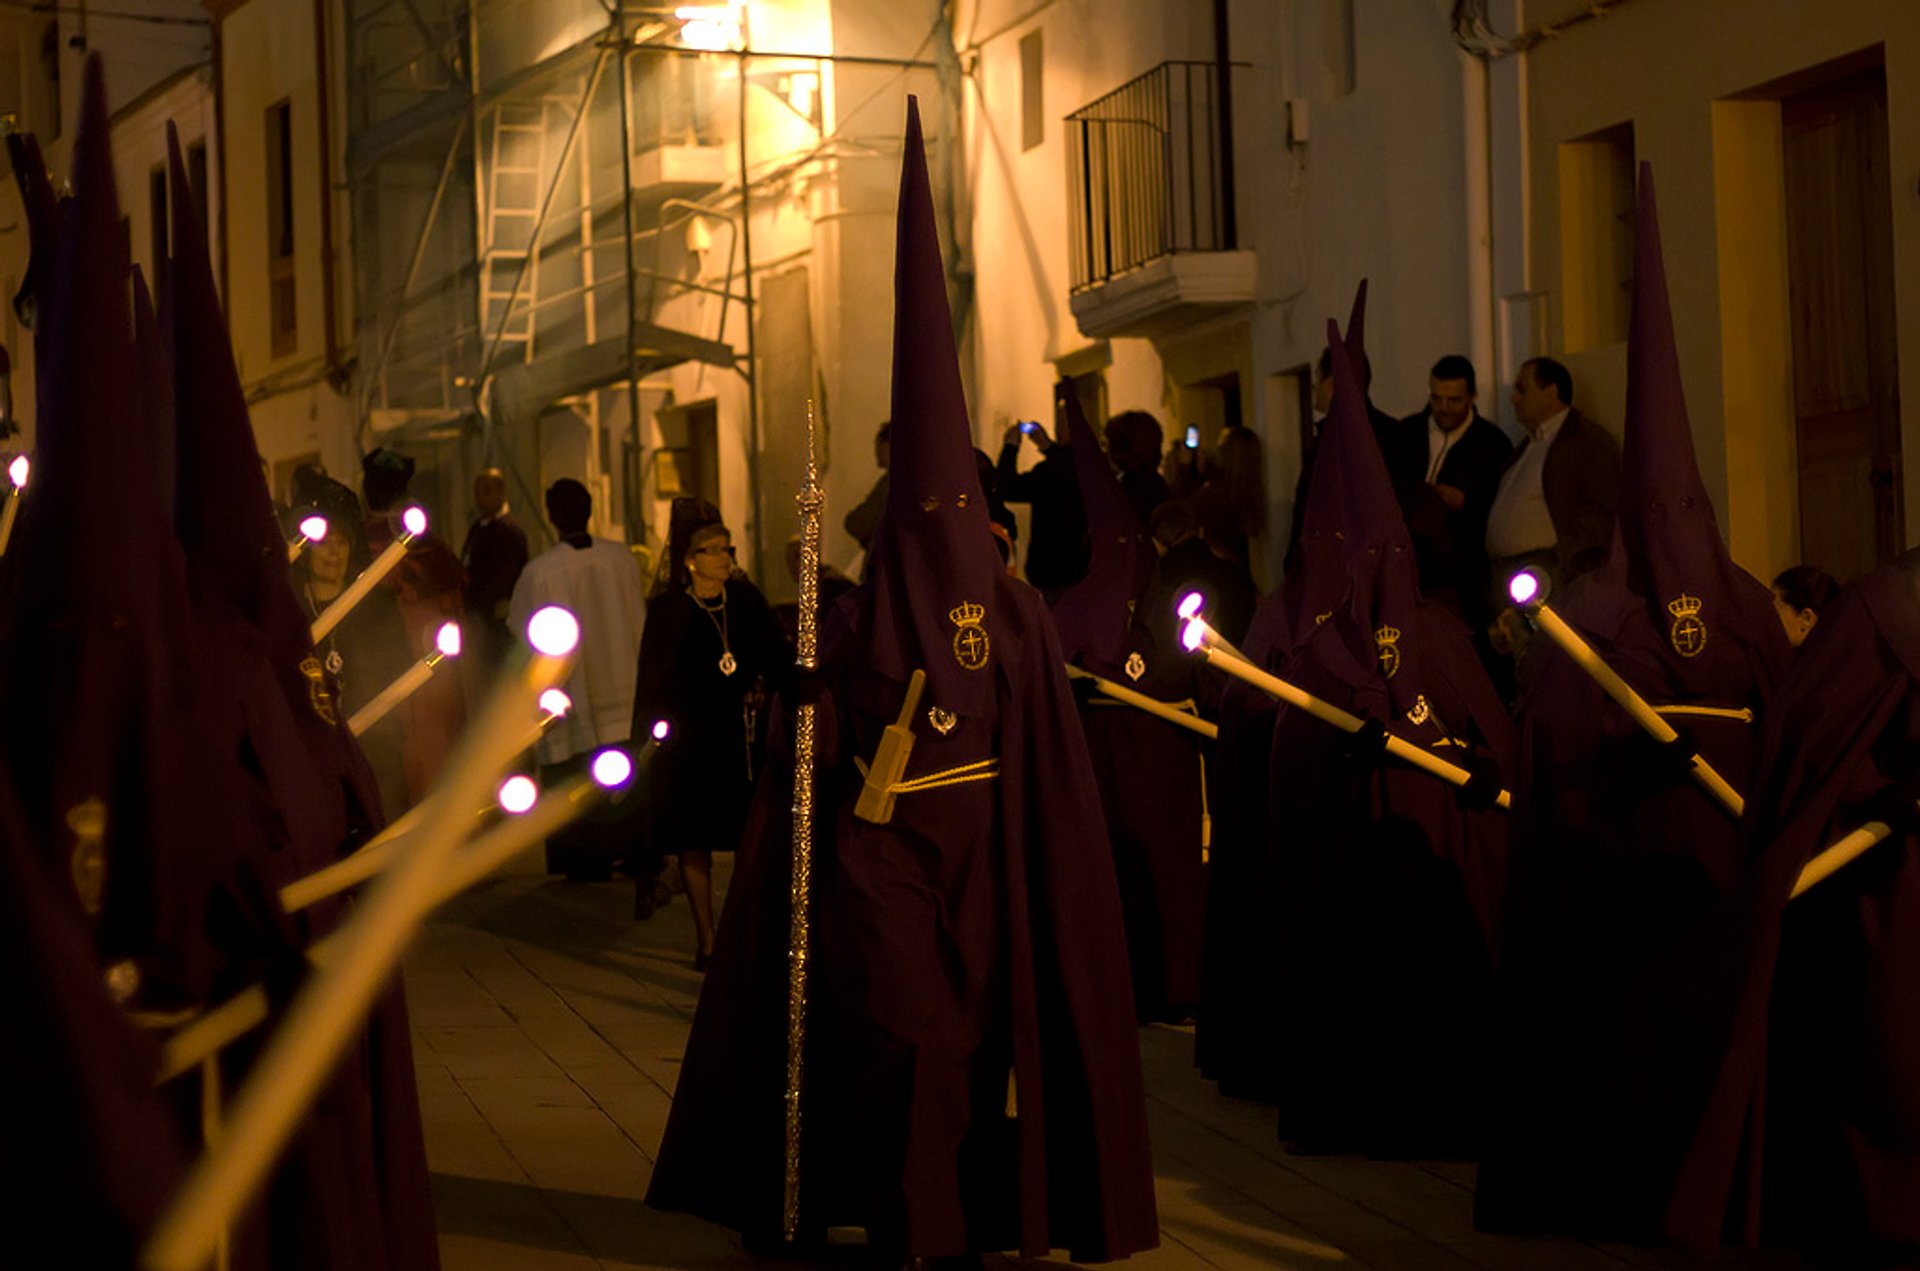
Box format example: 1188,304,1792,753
632,502,784,968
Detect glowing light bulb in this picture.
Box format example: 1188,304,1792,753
1177,591,1204,621
527,606,580,656
434,622,463,658
650,718,671,742
1181,619,1207,653
497,775,539,814
539,688,573,717
400,505,428,537
298,514,328,542
1508,569,1543,607
7,455,28,489
591,749,634,788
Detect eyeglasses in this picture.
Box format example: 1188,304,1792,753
693,544,736,558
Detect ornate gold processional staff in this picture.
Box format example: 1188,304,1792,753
783,400,823,1242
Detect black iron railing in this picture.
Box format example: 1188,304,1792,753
1066,61,1237,292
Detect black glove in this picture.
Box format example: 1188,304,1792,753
1341,717,1389,764
1861,771,1920,838
1628,724,1699,786
1455,756,1506,812
1070,673,1100,707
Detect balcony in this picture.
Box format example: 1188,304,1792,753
1066,61,1255,340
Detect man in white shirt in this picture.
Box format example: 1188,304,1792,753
508,478,647,879
1386,354,1513,620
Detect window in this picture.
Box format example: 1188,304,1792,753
1558,121,1635,352
265,99,296,357
148,163,168,272
1020,29,1044,152
187,139,209,234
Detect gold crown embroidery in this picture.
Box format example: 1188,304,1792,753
1667,594,1707,658
1375,624,1402,680
949,602,990,670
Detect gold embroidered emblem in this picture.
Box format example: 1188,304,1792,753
1124,651,1147,682
300,655,338,725
66,798,108,915
949,602,990,671
919,495,941,512
928,706,957,735
1407,695,1431,726
1375,625,1402,680
1668,594,1707,658
1314,610,1333,626
104,959,140,1004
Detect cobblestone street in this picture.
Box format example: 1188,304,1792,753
408,855,1803,1271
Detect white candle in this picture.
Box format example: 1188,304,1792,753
309,505,427,643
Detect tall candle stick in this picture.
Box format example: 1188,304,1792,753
347,621,461,736
310,505,427,643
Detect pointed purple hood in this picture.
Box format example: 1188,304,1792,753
859,96,1001,716
1574,164,1786,699
1050,381,1156,668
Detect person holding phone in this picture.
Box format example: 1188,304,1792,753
997,412,1089,599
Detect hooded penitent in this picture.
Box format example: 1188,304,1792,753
0,55,275,1012
1257,292,1514,1156
1196,280,1378,1098
164,121,439,1269
1476,165,1791,1242
1053,381,1207,1022
645,97,1158,1262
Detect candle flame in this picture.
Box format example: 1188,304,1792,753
1181,618,1207,653
591,748,634,789
7,454,29,489
298,514,328,542
435,622,463,658
1508,569,1544,607
401,505,428,537
497,775,539,814
527,606,580,657
1177,591,1204,621
539,688,573,717
651,718,671,742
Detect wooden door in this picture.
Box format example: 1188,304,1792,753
1783,65,1903,580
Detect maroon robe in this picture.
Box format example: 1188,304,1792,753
1476,167,1790,1241
1264,300,1512,1156
1053,381,1208,1023
646,97,1156,1263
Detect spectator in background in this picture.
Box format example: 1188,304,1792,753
1771,564,1840,650
771,533,855,645
509,478,646,880
998,413,1089,598
843,421,891,570
461,466,530,680
1192,425,1269,580
1152,498,1257,644
1105,409,1173,528
1486,357,1620,594
973,446,1018,569
1389,355,1513,618
632,499,785,968
362,446,469,804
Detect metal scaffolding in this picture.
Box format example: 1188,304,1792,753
342,0,755,548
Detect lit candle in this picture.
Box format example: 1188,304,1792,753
310,505,427,643
286,513,329,563
142,607,580,1271
346,621,462,737
1181,617,1509,810
0,453,29,558
1506,568,1744,818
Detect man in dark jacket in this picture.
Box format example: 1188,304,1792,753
460,466,529,678
1387,355,1514,620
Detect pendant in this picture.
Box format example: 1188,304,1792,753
325,649,344,676
719,651,738,676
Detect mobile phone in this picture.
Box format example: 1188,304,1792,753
1021,420,1039,435
1184,424,1200,450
